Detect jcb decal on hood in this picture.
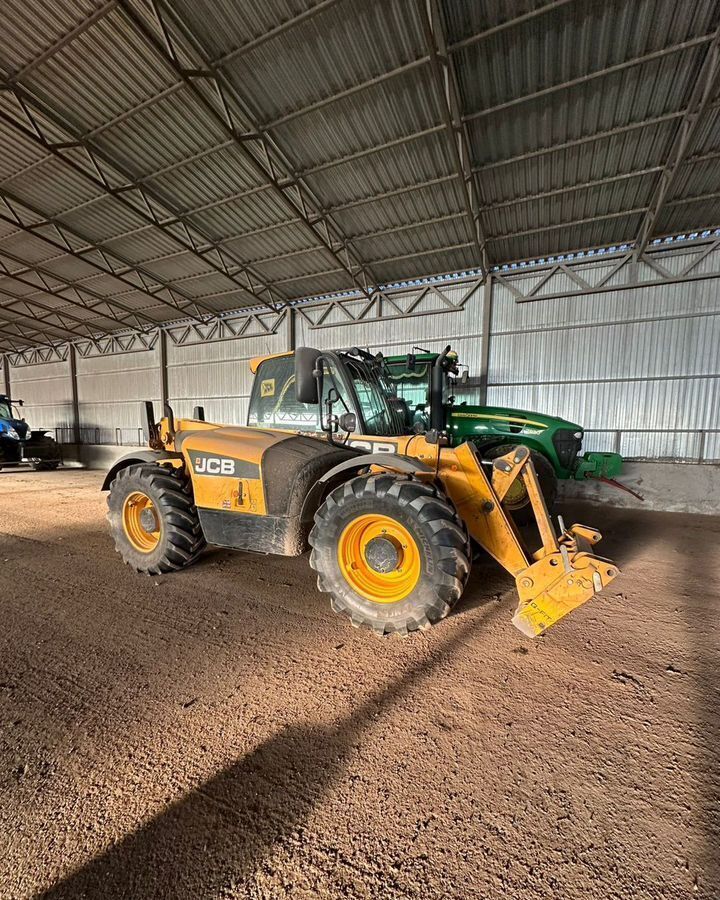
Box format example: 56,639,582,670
349,440,398,454
189,451,259,479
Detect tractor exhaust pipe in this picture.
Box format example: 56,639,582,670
430,345,451,433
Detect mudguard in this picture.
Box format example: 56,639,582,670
101,450,183,490
317,452,435,484
299,452,436,528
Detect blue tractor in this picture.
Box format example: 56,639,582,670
0,394,61,470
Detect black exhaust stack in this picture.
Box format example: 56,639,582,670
141,401,162,449
430,345,451,434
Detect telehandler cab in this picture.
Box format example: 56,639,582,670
104,347,619,638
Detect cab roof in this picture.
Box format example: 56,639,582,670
249,351,293,374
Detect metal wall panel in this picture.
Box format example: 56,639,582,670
7,358,73,437
167,329,287,427
489,258,720,461
76,348,161,444
2,243,715,461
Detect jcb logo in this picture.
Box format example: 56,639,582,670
349,440,398,454
191,452,236,477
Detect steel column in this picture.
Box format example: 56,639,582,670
158,329,169,409
478,276,493,405
288,306,296,352
68,342,80,445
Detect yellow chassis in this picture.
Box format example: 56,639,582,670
150,415,618,636
436,443,618,636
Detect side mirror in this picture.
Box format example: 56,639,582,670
406,353,416,371
295,346,322,404
460,370,469,384
338,412,357,433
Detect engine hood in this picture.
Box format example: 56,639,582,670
449,404,581,435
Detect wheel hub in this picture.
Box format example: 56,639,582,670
364,536,400,574
122,491,161,553
337,514,421,604
140,507,158,533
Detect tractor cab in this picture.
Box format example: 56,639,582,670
0,395,31,467
0,395,31,441
248,348,411,440
383,350,623,483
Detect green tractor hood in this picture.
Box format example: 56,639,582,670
448,403,623,481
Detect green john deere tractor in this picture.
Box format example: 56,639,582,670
246,346,624,521
382,347,623,518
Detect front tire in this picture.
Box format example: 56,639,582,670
32,460,59,471
107,464,205,575
309,474,470,636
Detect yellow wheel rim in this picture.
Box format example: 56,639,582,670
503,478,528,509
122,491,161,552
337,514,421,604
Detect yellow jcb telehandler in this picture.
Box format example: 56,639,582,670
103,347,618,637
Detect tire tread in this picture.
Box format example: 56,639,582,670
309,474,470,637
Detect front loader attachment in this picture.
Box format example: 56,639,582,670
511,524,618,637
440,443,619,636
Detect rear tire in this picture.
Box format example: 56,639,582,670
309,474,470,636
107,464,205,575
31,460,59,471
484,445,557,525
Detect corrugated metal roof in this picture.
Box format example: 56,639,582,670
0,0,718,349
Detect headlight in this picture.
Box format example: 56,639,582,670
6,426,20,440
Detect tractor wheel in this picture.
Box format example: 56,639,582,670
309,474,470,636
107,463,205,575
484,444,557,525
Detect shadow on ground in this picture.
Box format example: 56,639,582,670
37,602,502,900
678,529,720,897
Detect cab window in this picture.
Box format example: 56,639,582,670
385,361,432,409
347,361,399,436
247,356,354,433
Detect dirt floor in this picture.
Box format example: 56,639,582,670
0,468,718,900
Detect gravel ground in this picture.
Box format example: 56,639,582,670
0,468,718,900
